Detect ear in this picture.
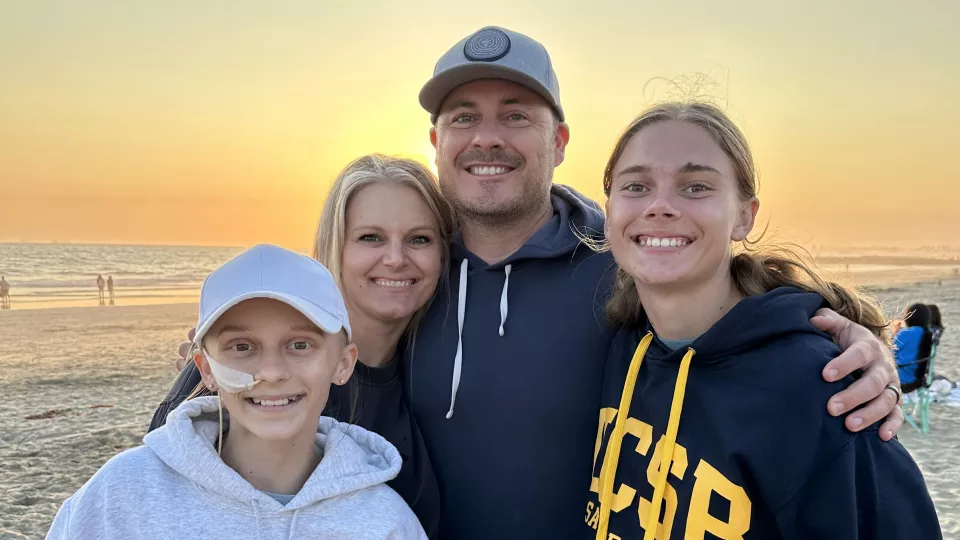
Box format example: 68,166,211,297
553,121,570,167
603,198,611,238
193,348,218,391
333,342,359,385
731,197,759,242
429,127,438,150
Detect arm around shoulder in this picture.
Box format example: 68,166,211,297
774,433,941,539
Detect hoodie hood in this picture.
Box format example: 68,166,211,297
144,396,402,514
595,287,828,540
646,286,830,362
443,184,607,418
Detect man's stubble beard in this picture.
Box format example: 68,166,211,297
439,158,555,229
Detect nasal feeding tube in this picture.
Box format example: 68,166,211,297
200,348,262,393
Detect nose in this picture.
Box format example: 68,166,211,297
254,347,290,383
469,116,506,149
382,240,407,269
644,190,681,220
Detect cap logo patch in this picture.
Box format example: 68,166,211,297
463,28,511,62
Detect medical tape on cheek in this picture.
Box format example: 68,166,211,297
204,351,261,393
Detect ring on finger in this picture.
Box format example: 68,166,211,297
884,383,903,406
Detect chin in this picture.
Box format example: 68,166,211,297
364,295,427,322
372,305,419,322
630,265,696,288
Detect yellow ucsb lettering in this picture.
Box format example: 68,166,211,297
586,407,752,540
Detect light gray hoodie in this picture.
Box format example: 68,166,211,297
47,396,427,539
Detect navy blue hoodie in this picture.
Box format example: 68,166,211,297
405,184,617,539
584,287,941,539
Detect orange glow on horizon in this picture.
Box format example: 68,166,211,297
1,1,958,251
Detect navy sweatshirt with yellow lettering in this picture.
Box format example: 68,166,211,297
584,287,940,539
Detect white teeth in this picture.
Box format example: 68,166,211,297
374,279,413,288
468,165,510,176
251,397,292,406
637,236,690,247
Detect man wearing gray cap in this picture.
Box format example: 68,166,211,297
405,26,903,539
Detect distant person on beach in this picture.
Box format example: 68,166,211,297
586,102,940,538
151,155,452,536
47,245,427,539
107,275,115,303
895,303,934,393
96,274,105,305
0,275,9,309
154,26,903,538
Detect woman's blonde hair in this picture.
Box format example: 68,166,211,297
313,153,456,337
600,101,889,343
183,155,455,411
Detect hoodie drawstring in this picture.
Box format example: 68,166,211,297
253,500,264,540
446,259,469,419
447,261,512,418
596,333,695,540
287,509,300,540
499,264,511,336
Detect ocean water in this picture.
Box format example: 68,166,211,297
1,242,959,311
0,243,256,310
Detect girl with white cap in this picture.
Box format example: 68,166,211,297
47,244,427,539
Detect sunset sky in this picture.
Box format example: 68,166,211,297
2,0,958,251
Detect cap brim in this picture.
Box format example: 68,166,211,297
194,291,347,345
418,64,563,121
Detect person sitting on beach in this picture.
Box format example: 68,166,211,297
586,102,940,538
47,244,427,539
895,303,934,394
149,155,451,537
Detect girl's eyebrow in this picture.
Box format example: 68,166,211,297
290,324,324,335
678,162,721,174
217,325,249,336
617,162,721,178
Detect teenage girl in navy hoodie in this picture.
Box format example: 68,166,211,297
584,102,940,539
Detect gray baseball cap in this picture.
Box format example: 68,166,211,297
418,26,564,122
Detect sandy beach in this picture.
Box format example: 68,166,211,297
1,277,958,538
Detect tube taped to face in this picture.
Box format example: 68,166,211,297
203,349,261,393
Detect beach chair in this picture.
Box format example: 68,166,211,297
898,341,938,434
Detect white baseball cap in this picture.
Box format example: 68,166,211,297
194,244,351,346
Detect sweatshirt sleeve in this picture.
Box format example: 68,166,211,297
774,431,942,539
45,498,73,539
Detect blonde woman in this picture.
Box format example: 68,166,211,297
151,155,455,538
585,103,940,539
